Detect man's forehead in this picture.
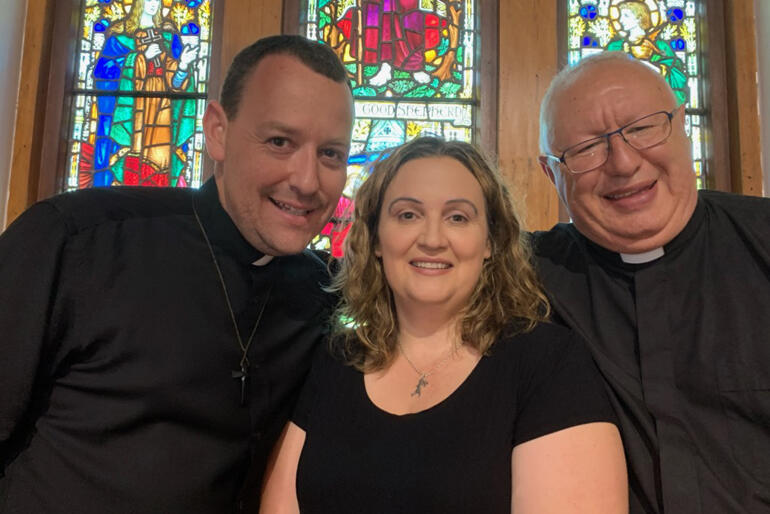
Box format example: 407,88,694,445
553,67,671,123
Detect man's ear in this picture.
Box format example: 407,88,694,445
203,101,228,163
538,156,557,186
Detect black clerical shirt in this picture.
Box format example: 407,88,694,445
533,190,770,513
0,180,335,513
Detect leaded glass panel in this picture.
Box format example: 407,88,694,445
567,0,707,188
66,0,213,190
300,0,479,255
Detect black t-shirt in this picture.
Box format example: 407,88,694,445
293,322,616,513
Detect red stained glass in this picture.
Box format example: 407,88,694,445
425,29,439,49
365,28,380,49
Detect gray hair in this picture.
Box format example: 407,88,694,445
538,52,674,153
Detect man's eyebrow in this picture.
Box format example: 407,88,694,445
260,122,350,148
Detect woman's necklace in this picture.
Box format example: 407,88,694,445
193,199,273,407
397,341,459,398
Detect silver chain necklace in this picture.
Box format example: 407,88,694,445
398,341,459,398
193,199,273,406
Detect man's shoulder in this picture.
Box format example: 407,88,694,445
530,223,585,261
41,186,194,234
699,189,770,218
276,249,330,278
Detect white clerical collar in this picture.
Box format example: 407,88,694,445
252,254,274,266
619,247,665,264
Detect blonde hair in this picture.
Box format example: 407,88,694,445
618,1,652,30
124,0,164,34
330,137,550,372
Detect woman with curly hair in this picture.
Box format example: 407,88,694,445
260,137,627,513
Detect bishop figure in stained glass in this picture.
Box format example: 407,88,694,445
92,0,199,187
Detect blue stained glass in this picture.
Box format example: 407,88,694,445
348,154,369,164
95,80,119,90
667,8,684,22
670,38,686,50
171,34,183,59
97,96,116,113
182,23,200,35
93,170,114,187
580,5,598,19
95,139,113,169
97,115,112,137
103,36,130,58
94,58,122,80
94,21,108,33
583,36,599,47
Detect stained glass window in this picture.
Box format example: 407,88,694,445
65,0,213,191
300,0,479,256
567,0,707,188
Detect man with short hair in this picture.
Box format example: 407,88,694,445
534,52,770,513
0,35,353,513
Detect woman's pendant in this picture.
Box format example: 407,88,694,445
411,374,429,397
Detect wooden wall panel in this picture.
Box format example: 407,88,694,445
724,0,763,196
497,1,560,231
219,0,284,79
6,0,55,226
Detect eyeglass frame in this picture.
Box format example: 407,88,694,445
544,105,683,175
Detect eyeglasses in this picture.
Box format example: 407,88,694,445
545,107,680,174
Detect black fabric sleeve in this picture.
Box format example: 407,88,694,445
0,202,70,469
512,326,617,446
292,343,335,430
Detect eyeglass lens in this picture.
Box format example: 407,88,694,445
564,111,672,173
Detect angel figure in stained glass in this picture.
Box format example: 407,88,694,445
92,0,199,187
607,0,688,105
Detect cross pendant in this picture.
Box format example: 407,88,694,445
231,365,248,406
411,375,429,398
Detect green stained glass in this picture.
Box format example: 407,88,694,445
66,0,213,191
567,0,708,186
301,0,479,256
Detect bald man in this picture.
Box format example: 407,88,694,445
533,52,770,513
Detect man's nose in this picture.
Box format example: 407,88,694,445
604,132,642,176
288,147,321,197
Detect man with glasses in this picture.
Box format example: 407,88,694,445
534,52,770,513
